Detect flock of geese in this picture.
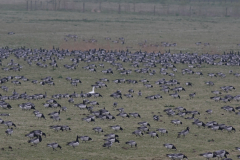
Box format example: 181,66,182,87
1,46,240,159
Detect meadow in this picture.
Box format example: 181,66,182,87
0,1,240,160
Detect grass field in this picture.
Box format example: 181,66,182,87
0,2,240,160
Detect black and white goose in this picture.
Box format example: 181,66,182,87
147,131,159,138
199,152,216,160
177,127,190,138
67,136,79,148
166,153,188,160
132,130,144,137
129,113,141,118
163,143,177,150
138,121,151,127
171,119,182,126
79,136,92,142
4,121,16,128
156,128,168,135
109,125,123,131
48,110,60,117
5,128,13,136
214,150,229,159
47,143,62,151
116,112,130,119
92,127,103,134
126,141,137,148
104,133,119,139
102,141,113,149
28,135,42,146
104,137,120,143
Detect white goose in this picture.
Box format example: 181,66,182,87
88,86,95,94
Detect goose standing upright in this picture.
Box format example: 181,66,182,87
88,86,95,94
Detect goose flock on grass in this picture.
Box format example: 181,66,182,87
1,46,240,159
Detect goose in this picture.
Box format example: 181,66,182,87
67,136,79,148
177,127,190,138
102,141,113,149
147,131,159,138
211,90,222,95
138,90,142,96
164,143,177,150
116,112,130,119
113,102,118,107
35,113,46,120
199,152,216,160
206,109,213,114
153,115,159,121
214,150,229,159
5,128,13,136
28,135,42,146
189,92,196,99
109,125,123,131
166,153,188,160
104,133,119,139
169,93,180,99
137,126,149,133
82,116,95,123
224,126,236,133
192,121,205,128
4,121,16,128
185,82,192,86
132,130,144,137
61,107,67,112
171,120,182,126
50,115,61,121
88,87,95,94
50,125,63,132
79,136,92,142
138,121,150,127
106,114,116,120
92,127,103,134
30,130,46,138
47,143,62,151
126,141,137,148
129,113,141,118
61,125,71,131
104,138,120,143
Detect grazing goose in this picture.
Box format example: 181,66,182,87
104,133,119,139
50,125,63,132
50,115,61,121
61,125,71,131
102,141,113,149
4,121,16,128
82,116,95,123
177,127,190,138
92,127,103,134
185,82,192,86
126,141,137,148
47,143,62,151
104,137,120,143
137,126,149,133
129,113,141,118
79,136,92,142
138,121,150,127
171,119,182,126
147,131,159,138
164,143,177,150
132,130,144,137
61,107,67,112
205,109,213,114
224,126,236,133
166,153,188,160
5,128,13,136
156,128,168,135
67,136,79,148
199,152,216,160
35,113,46,120
109,125,123,131
28,136,42,146
169,93,180,99
214,150,229,159
211,90,222,95
116,112,130,119
192,121,205,128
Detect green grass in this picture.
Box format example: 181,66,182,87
0,53,240,160
0,2,240,159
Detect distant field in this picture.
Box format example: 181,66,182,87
0,1,240,53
